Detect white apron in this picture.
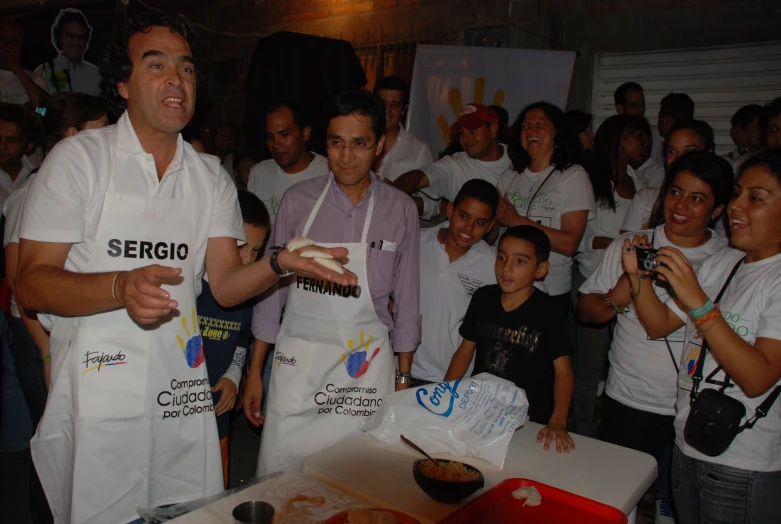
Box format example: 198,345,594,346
31,127,222,524
258,177,395,475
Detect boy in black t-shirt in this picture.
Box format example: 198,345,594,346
445,226,575,453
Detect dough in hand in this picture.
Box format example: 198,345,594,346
511,486,542,506
314,257,345,274
287,237,316,252
299,250,334,259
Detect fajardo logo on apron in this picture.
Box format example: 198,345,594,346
176,309,205,368
82,350,128,374
274,352,297,367
296,275,361,299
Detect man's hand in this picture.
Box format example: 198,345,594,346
536,422,575,454
114,265,181,325
276,246,358,286
212,378,238,416
242,369,265,427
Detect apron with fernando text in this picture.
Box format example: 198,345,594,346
258,177,394,475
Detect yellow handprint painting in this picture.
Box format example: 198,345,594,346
176,309,205,368
437,78,505,145
341,331,381,379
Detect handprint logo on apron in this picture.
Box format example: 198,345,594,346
342,331,381,379
176,308,205,368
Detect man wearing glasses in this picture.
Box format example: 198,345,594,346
245,91,421,474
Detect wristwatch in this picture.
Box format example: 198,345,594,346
396,371,413,385
269,245,295,278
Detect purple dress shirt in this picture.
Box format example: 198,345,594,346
252,173,421,353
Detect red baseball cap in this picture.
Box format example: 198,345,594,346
457,103,499,130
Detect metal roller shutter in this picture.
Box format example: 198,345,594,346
591,41,781,155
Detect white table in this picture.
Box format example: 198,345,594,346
303,422,657,524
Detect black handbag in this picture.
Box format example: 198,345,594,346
684,256,781,456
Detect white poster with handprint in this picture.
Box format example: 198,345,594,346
408,45,576,155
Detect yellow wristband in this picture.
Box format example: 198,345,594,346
42,355,51,361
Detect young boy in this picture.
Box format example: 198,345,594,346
198,190,270,487
445,226,575,453
409,179,498,386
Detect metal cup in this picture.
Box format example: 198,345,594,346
232,500,275,524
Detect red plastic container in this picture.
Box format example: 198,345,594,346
437,478,628,524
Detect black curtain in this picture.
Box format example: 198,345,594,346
243,31,367,160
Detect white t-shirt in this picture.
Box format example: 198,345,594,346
497,163,596,295
247,153,329,225
377,126,434,182
580,226,726,416
577,170,645,277
34,54,102,96
0,155,36,209
635,158,665,188
668,248,781,471
20,111,244,304
411,222,496,382
3,174,36,318
621,187,658,233
0,68,49,105
420,147,511,219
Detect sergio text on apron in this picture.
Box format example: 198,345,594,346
258,175,395,475
30,125,223,524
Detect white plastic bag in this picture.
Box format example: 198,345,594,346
363,373,528,468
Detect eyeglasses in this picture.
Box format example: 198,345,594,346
326,138,377,153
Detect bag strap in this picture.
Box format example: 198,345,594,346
525,168,556,218
690,256,745,396
647,229,682,374
741,386,781,430
686,255,781,430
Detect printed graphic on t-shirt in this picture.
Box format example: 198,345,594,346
458,274,485,297
266,195,282,218
507,190,555,215
475,321,540,376
198,314,243,342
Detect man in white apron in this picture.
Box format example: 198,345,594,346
14,14,354,524
244,91,421,474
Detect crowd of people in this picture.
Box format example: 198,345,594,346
1,9,781,524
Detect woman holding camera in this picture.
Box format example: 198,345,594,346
578,151,732,521
624,147,781,524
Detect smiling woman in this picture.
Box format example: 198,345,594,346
618,147,781,524
496,101,596,301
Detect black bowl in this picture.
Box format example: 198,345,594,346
232,500,275,523
412,459,485,504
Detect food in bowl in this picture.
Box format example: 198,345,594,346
417,460,481,482
412,459,485,504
